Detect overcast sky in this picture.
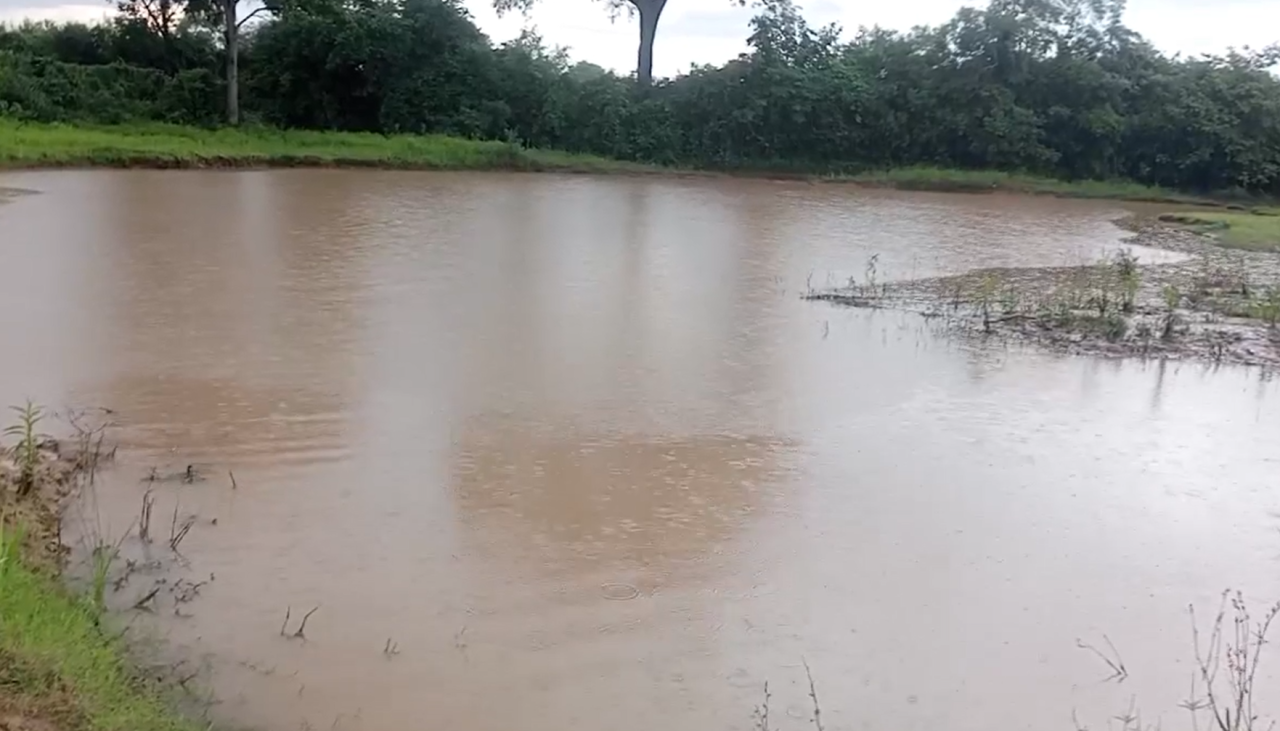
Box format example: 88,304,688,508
1,0,1276,78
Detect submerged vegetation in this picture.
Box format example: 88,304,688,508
3,0,1280,196
807,216,1280,367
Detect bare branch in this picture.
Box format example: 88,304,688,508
132,586,161,611
235,5,270,28
801,657,824,731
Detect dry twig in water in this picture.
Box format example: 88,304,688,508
751,681,771,731
295,606,319,639
139,490,155,543
802,657,824,731
172,577,208,604
169,502,195,552
1076,634,1129,683
132,586,161,611
280,606,320,641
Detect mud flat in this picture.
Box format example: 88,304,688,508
806,216,1280,368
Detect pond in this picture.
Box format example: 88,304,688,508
0,169,1276,731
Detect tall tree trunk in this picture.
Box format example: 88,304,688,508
634,0,666,87
225,0,239,126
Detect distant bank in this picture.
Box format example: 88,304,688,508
0,119,1258,212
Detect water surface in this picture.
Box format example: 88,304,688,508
0,170,1276,731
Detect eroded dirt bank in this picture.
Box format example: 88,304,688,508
806,216,1280,368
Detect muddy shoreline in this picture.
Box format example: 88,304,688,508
806,216,1280,369
0,410,219,731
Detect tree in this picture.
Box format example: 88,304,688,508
243,0,505,133
186,0,282,124
115,0,266,123
115,0,181,44
14,0,1280,193
493,0,728,86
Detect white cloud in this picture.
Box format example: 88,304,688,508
2,0,1277,77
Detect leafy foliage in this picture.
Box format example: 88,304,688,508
2,0,1280,193
2,402,44,498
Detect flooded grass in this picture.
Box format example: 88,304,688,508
0,409,200,731
2,167,1280,731
806,216,1280,368
0,120,655,174
1159,210,1280,252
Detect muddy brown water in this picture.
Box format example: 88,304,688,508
1,170,1278,731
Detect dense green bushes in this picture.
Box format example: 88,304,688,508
0,52,219,123
2,0,1280,194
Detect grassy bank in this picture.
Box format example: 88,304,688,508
0,120,1253,209
0,119,652,173
0,547,199,731
1159,210,1280,251
843,166,1216,204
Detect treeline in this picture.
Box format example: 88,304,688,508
3,0,1280,193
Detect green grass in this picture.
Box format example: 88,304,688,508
0,539,199,731
845,166,1216,204
1160,209,1280,251
0,119,655,174
0,120,1263,208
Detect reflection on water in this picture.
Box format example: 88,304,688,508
0,170,1277,731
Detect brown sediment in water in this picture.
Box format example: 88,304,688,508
806,215,1280,368
7,171,1280,731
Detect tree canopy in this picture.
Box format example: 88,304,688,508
2,0,1280,193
